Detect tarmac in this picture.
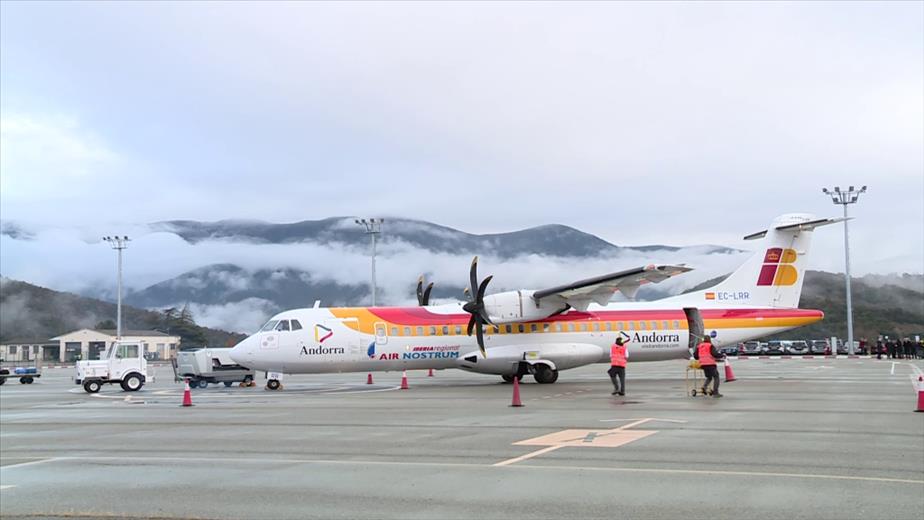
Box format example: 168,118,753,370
1,358,923,520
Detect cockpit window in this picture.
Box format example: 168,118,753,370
275,320,291,332
290,320,303,331
260,320,279,332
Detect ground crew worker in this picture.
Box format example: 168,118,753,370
693,336,725,398
608,336,630,396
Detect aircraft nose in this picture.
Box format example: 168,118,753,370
229,335,257,365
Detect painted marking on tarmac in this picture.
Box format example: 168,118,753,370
493,417,664,467
21,456,923,485
0,458,61,470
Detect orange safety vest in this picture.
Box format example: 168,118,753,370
697,342,716,366
610,344,627,367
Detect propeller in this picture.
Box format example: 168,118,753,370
461,256,493,357
416,275,434,306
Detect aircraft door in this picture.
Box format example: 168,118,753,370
325,319,362,361
374,322,388,346
683,307,704,350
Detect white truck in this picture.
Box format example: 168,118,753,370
75,341,155,393
172,347,255,388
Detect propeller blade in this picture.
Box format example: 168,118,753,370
469,256,479,297
416,276,425,306
466,314,476,337
476,275,493,302
475,317,486,358
422,283,434,306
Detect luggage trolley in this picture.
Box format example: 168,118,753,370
685,360,713,397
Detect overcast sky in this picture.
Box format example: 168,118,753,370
1,1,922,275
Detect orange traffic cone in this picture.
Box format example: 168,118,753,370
400,371,409,390
724,358,737,383
510,376,524,407
366,373,374,385
428,368,434,377
181,378,193,407
915,376,924,413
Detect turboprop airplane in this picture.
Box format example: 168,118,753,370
229,213,840,390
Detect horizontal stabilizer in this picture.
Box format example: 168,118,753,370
744,217,849,240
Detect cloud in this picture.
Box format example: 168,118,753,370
171,298,279,334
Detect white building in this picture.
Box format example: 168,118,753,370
0,339,58,363
46,329,181,362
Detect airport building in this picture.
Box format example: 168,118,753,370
0,329,181,363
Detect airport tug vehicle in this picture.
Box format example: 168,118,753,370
75,341,155,393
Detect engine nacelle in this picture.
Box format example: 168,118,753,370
482,290,567,324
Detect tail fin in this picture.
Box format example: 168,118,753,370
669,213,845,308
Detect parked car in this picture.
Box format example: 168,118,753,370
742,341,762,356
720,345,740,357
786,340,809,355
810,339,828,355
763,340,786,355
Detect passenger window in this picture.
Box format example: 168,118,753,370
416,327,423,336
391,327,399,336
569,323,575,332
404,327,411,336
506,325,512,333
593,323,600,332
651,321,658,330
275,321,290,332
518,324,525,333
493,326,500,334
605,322,612,331
629,322,635,330
556,324,562,332
429,326,436,335
640,322,647,330
442,326,449,335
530,324,537,332
662,321,669,330
581,323,588,332
673,320,680,329
455,326,462,335
543,323,550,332
617,321,624,330
291,320,303,331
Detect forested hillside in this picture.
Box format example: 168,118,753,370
0,278,246,347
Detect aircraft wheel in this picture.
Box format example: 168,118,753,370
266,379,281,391
534,365,558,384
224,381,233,388
501,374,523,384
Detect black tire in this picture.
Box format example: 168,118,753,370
19,377,29,384
25,377,34,384
121,373,144,392
197,380,209,389
223,381,233,388
501,374,521,383
84,380,101,393
534,365,558,384
266,379,281,391
243,375,254,384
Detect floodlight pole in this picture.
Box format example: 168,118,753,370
102,236,130,339
354,218,384,306
821,186,867,355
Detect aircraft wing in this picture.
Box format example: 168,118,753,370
532,264,692,311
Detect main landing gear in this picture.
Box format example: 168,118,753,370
501,364,559,384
